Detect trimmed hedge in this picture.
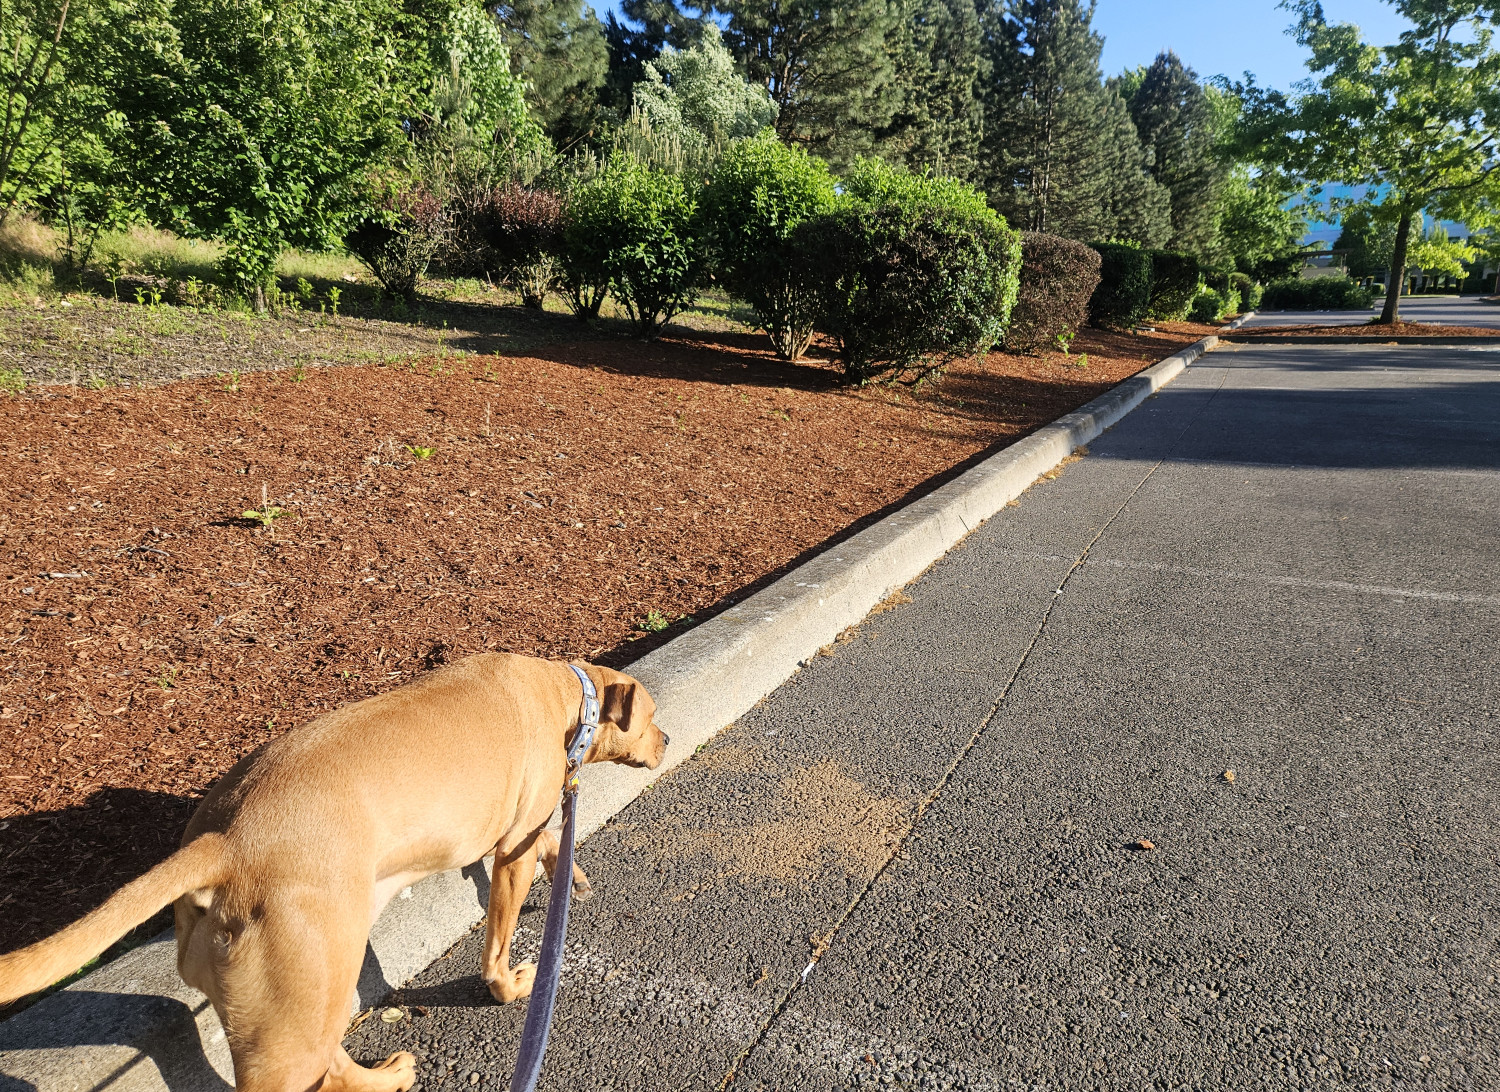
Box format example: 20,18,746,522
559,158,701,335
802,163,1021,384
703,133,837,360
1004,232,1102,354
1259,277,1375,311
1147,249,1200,320
1088,243,1153,329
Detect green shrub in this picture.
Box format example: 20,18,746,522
1189,286,1240,323
1146,250,1201,320
559,158,701,335
1088,243,1153,329
702,133,837,360
839,157,995,218
1260,277,1376,310
801,167,1021,384
480,185,564,309
345,183,449,302
1243,281,1264,309
1229,272,1253,308
1004,233,1103,354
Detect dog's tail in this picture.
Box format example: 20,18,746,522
0,833,228,1005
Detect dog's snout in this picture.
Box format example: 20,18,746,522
659,730,670,749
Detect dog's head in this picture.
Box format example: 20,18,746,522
585,666,669,770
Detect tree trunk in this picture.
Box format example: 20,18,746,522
252,284,267,314
1379,210,1413,324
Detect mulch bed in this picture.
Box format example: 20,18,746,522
0,320,1215,958
1235,320,1500,338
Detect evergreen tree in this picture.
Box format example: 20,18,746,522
878,0,984,177
709,0,901,165
978,0,1167,243
492,0,609,146
1118,51,1225,256
602,0,704,111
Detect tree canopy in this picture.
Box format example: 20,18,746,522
1238,0,1500,321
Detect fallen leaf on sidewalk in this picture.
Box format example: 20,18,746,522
1129,839,1155,851
1222,769,1236,783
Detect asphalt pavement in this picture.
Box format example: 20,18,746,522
1240,294,1500,329
346,342,1500,1090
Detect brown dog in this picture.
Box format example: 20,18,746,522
0,653,668,1091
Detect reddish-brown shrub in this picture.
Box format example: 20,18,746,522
1003,233,1103,354
479,184,564,308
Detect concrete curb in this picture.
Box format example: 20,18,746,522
0,322,1241,1091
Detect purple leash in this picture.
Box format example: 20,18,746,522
508,665,598,1092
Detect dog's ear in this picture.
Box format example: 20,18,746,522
600,675,640,733
599,670,653,734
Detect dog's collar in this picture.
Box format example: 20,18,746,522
565,664,601,793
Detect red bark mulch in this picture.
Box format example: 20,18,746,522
0,321,1215,959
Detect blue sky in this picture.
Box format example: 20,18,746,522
1095,0,1410,90
597,1,1414,94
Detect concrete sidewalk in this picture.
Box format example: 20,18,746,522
347,341,1500,1090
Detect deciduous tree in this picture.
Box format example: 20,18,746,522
1238,0,1500,322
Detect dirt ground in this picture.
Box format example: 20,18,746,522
1235,320,1500,338
0,316,1218,963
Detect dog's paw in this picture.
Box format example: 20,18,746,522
572,874,593,901
377,1051,418,1091
486,962,537,1003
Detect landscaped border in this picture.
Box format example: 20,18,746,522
0,314,1251,1091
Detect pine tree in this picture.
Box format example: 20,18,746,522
710,0,901,165
1118,51,1225,255
879,0,985,177
493,0,609,146
602,0,705,112
978,0,1166,243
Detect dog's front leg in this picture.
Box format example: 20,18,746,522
482,834,542,1003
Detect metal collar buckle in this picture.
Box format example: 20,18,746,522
565,664,600,795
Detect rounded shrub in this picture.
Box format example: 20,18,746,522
345,183,449,301
702,132,837,360
1259,277,1375,311
558,157,701,335
479,184,564,308
1146,250,1201,320
1004,233,1103,354
1088,243,1153,329
800,162,1021,385
1189,286,1240,323
1229,272,1253,307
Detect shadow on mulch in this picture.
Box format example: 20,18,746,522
0,788,195,984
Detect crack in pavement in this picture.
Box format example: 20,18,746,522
716,366,1233,1087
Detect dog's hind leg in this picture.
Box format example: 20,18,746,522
214,887,415,1092
482,834,542,1003
536,828,592,901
